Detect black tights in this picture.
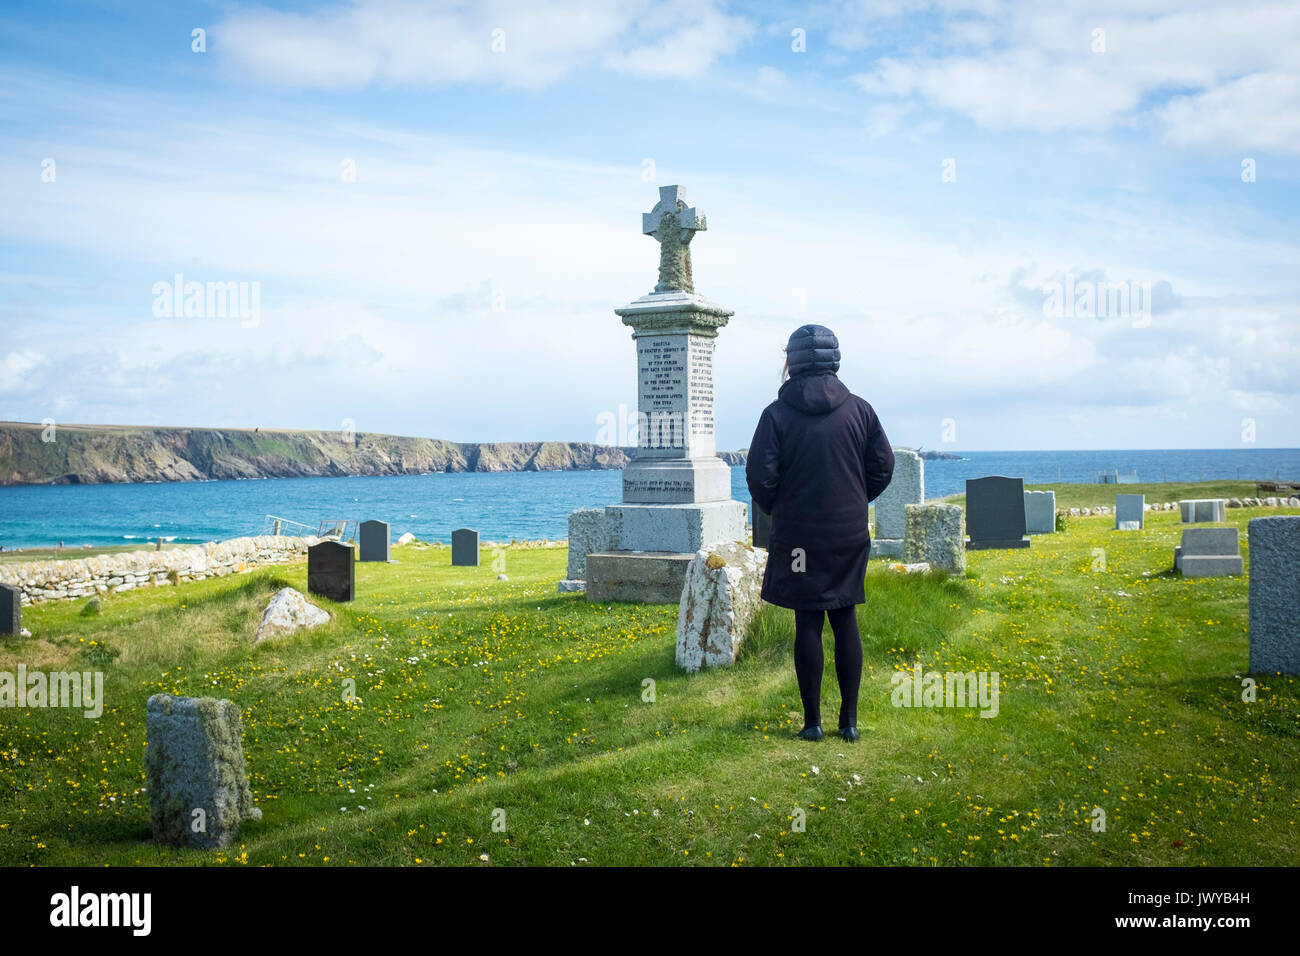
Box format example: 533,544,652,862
793,606,862,729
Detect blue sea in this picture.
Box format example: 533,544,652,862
1,448,1297,550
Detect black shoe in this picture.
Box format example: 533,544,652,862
839,724,860,742
797,724,824,741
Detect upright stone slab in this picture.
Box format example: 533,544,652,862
145,694,261,849
904,503,965,574
965,476,1030,550
1173,527,1242,577
1249,516,1300,675
1115,494,1145,530
1180,499,1227,523
358,520,390,562
587,185,746,603
873,448,923,556
307,540,354,602
675,541,767,672
451,528,480,567
1023,490,1056,534
752,504,773,550
0,583,18,637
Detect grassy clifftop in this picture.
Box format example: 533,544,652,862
0,422,639,486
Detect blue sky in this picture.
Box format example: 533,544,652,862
1,0,1297,452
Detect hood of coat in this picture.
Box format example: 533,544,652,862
778,370,851,415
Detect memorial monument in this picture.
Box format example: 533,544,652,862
585,185,747,603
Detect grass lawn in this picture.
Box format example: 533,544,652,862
1,507,1296,867
940,480,1269,511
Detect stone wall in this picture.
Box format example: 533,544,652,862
0,535,318,606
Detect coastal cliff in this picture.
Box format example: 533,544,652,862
0,422,749,486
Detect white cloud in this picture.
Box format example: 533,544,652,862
216,0,751,89
1157,73,1300,154
0,349,48,393
845,1,1300,146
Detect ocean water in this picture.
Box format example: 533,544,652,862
0,448,1296,549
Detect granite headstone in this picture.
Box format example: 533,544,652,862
966,476,1030,550
452,528,480,567
358,520,390,563
753,505,773,550
1249,516,1300,675
1115,494,1145,531
307,540,355,602
0,583,19,637
1174,527,1242,577
1023,490,1056,534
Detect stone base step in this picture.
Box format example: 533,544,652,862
586,551,695,604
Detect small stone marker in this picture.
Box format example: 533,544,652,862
873,448,923,555
358,519,390,562
752,504,773,550
146,694,261,849
0,583,19,637
1249,516,1300,675
1115,493,1145,530
255,587,330,643
904,503,966,574
1180,499,1227,523
676,541,767,672
1174,527,1242,577
451,528,480,567
1023,490,1056,534
965,477,1030,550
307,540,355,602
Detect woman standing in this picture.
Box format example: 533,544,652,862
746,325,895,742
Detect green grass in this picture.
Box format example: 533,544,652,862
940,480,1268,511
1,505,1297,867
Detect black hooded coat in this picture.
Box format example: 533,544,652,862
745,370,895,610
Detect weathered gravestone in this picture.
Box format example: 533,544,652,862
451,528,480,567
0,583,18,637
904,503,966,574
1249,516,1300,675
307,540,354,602
752,504,773,550
585,185,747,602
1023,490,1056,534
675,541,767,672
1180,499,1227,523
1115,493,1145,531
965,477,1030,550
873,448,923,556
1174,527,1242,577
358,519,390,562
146,694,261,849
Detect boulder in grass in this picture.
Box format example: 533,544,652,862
675,541,766,673
146,694,261,849
255,587,330,643
396,532,416,545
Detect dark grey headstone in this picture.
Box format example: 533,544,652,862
451,528,480,567
307,540,354,602
753,506,772,550
1249,517,1300,675
0,583,19,637
965,476,1030,550
359,520,390,562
